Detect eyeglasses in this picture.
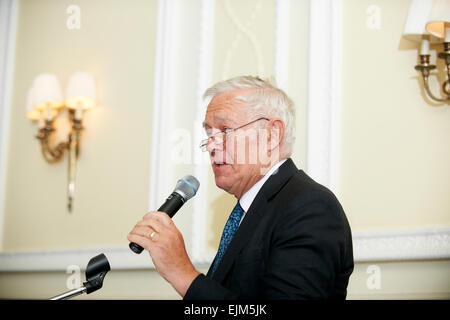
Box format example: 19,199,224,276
199,117,269,152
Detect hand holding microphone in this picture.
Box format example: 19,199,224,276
127,175,201,296
128,175,200,254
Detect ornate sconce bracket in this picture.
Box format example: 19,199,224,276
415,42,450,103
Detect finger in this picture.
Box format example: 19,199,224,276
136,217,165,233
142,211,160,219
144,211,173,227
127,233,153,251
130,225,156,239
148,229,160,242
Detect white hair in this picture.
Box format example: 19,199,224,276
203,75,296,157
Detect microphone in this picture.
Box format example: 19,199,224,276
129,175,200,254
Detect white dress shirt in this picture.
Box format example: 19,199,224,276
238,158,287,224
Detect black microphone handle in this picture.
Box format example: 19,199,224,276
129,192,185,254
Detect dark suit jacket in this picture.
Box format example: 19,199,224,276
184,158,354,300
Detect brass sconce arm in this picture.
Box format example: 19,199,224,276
35,111,84,212
36,120,69,163
415,43,450,103
67,113,83,212
438,46,450,95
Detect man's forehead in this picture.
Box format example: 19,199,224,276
208,88,254,105
203,89,251,126
202,113,233,128
203,108,245,127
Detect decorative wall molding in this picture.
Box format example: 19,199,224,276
0,0,17,249
191,0,215,265
1,226,449,271
306,0,342,193
274,0,291,91
147,0,182,210
353,226,450,262
222,0,264,79
0,246,154,272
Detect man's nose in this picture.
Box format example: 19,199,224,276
206,138,216,154
206,134,225,153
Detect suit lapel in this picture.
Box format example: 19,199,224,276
210,158,299,283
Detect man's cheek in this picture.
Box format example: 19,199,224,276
224,140,235,164
226,136,247,165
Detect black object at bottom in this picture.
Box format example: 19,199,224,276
84,253,111,293
50,253,110,300
129,192,185,254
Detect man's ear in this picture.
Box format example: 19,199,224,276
268,118,284,151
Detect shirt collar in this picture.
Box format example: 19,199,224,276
239,158,288,213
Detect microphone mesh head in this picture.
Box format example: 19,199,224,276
174,175,200,201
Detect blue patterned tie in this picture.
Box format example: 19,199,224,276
210,201,244,276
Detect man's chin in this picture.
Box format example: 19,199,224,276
213,175,232,193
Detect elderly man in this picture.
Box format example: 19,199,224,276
127,76,354,299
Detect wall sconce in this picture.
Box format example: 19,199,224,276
26,72,97,212
403,0,450,103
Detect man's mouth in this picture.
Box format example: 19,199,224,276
213,162,229,168
214,162,225,166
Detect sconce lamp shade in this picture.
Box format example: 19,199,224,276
25,87,40,120
65,72,97,110
31,73,64,110
425,0,450,40
403,0,441,43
